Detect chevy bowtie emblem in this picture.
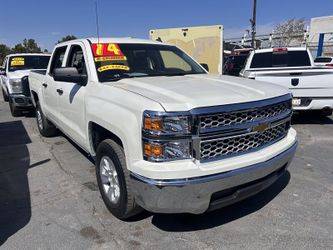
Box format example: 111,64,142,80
253,122,270,133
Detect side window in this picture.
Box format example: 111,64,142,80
66,45,87,75
160,50,192,71
49,46,67,75
2,57,7,69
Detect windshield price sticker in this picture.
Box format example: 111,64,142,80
94,55,127,62
97,65,130,72
11,57,25,66
91,43,124,57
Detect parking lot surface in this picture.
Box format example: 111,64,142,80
0,94,332,250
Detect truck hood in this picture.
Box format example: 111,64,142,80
7,70,33,79
114,74,290,111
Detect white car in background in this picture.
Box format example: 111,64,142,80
0,53,50,116
314,56,333,67
240,47,333,116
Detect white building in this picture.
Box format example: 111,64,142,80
309,16,333,56
309,16,333,43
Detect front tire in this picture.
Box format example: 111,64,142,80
96,139,142,220
2,88,9,102
35,102,57,137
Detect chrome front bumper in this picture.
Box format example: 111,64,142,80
130,142,297,214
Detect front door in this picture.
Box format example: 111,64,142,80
56,43,89,149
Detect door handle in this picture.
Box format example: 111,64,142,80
56,88,64,95
42,83,48,88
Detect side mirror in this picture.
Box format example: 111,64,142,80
200,63,209,72
53,67,87,86
0,68,6,76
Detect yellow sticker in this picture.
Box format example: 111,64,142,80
97,65,130,72
11,60,25,66
11,57,25,66
94,56,127,62
12,57,25,61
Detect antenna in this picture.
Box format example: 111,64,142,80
94,0,100,44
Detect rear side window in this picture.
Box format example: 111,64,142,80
314,57,332,63
49,46,67,75
250,51,311,68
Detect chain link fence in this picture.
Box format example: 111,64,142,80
225,32,333,57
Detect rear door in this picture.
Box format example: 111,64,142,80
43,46,68,121
56,42,89,149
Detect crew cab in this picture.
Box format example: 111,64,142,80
0,53,50,116
29,38,297,219
240,47,333,116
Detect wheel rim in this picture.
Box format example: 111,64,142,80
36,109,43,130
99,156,120,204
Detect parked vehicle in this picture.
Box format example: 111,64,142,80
223,54,248,76
0,53,51,116
314,56,333,67
29,38,297,219
240,47,333,116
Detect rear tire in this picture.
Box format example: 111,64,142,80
312,110,332,117
9,98,22,117
96,139,142,220
35,102,57,137
2,88,9,102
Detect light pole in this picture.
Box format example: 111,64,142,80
250,0,257,48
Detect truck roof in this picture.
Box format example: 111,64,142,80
57,37,167,46
253,47,308,53
7,53,51,57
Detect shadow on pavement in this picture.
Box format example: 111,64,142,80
0,121,33,245
292,112,333,125
151,171,290,232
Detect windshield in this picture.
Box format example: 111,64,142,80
250,51,311,68
91,43,206,82
8,55,50,72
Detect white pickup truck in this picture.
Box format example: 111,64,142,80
240,47,333,116
0,53,50,116
29,38,297,219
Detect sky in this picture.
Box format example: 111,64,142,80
0,0,332,51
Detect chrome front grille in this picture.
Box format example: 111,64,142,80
199,100,291,131
200,123,288,161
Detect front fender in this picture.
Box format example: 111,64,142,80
85,89,163,171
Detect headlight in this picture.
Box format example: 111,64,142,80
9,79,23,93
143,111,191,135
143,140,191,162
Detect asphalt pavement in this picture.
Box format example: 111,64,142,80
0,94,332,250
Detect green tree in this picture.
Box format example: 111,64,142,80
12,39,42,53
57,35,77,44
0,44,11,64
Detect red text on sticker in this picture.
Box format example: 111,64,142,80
91,43,124,57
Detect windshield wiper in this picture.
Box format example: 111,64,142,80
165,72,201,76
104,75,136,82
